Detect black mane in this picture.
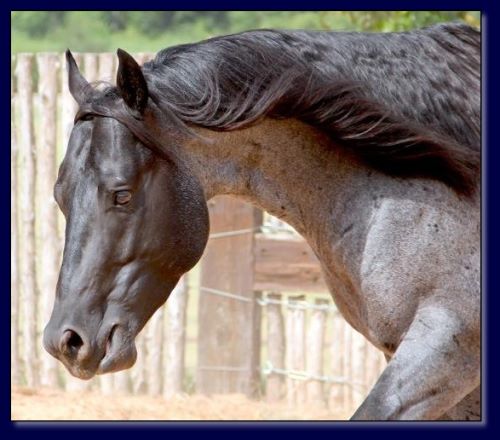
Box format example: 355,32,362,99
116,23,482,195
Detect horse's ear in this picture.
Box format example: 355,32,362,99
116,49,148,117
66,49,89,105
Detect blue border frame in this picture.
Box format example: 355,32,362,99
4,1,499,437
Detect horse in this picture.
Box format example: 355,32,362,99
43,22,480,420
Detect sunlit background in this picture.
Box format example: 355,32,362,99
11,11,480,421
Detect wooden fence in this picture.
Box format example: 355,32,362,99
11,53,385,414
198,196,386,411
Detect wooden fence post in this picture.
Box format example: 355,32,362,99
306,298,328,408
131,333,147,394
146,307,164,395
17,54,39,388
11,62,20,385
99,374,114,396
36,53,60,388
134,53,154,65
265,293,285,403
364,341,385,395
328,310,344,410
379,350,387,378
113,371,130,394
83,53,98,82
342,324,353,412
98,53,116,83
351,330,367,408
163,276,188,398
286,295,306,407
197,196,262,397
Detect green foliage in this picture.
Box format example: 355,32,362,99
11,11,65,37
329,11,480,32
11,11,480,54
51,12,111,52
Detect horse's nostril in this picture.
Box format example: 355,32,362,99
60,329,84,356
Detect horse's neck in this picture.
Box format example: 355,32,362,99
180,117,477,335
182,118,368,260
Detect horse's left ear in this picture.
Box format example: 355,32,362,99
116,49,149,117
66,49,89,105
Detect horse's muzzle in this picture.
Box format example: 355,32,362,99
43,321,137,379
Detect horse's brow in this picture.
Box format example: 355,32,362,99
97,162,136,185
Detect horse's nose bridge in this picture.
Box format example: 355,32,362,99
46,292,105,343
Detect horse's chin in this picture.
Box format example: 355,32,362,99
64,364,99,381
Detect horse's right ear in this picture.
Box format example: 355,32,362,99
116,49,148,118
66,49,89,105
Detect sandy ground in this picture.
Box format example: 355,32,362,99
12,387,350,421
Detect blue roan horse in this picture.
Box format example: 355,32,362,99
43,23,480,420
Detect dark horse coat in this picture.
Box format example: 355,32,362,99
44,23,480,420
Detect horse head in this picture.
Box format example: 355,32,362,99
43,50,209,379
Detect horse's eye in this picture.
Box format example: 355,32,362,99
80,114,94,122
114,190,132,205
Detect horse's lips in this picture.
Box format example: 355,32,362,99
96,327,137,375
96,352,118,374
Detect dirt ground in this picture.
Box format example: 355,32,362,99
11,387,350,421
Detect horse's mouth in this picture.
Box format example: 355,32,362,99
105,324,118,359
96,324,137,375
